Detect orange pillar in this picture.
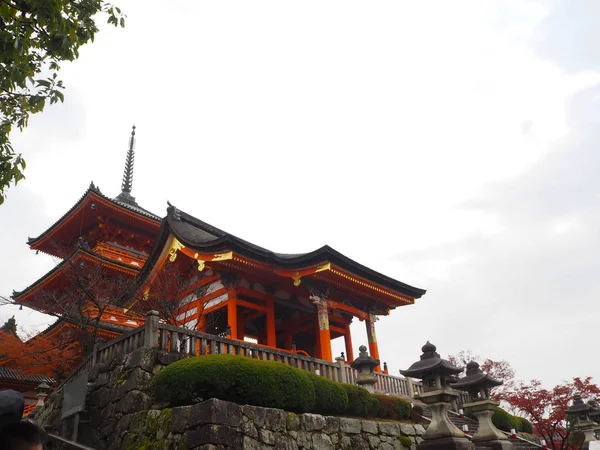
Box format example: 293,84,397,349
315,297,333,362
284,334,293,350
237,310,245,341
344,322,354,362
366,314,380,371
227,290,238,340
266,296,276,347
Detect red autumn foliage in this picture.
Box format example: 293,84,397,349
0,325,81,382
499,377,600,449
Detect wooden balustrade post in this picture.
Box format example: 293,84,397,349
335,357,348,384
144,310,160,348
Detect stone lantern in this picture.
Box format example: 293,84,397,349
400,341,473,450
567,394,599,449
588,400,600,438
451,361,513,449
350,345,379,393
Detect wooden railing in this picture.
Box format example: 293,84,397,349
57,310,476,405
155,322,348,383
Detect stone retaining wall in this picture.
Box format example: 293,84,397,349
36,347,425,449
120,398,425,450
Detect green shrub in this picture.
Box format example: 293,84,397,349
341,384,377,417
492,408,518,432
375,394,413,421
306,372,348,416
516,416,533,434
411,403,424,422
150,354,315,413
367,395,380,418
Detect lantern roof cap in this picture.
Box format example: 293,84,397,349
451,360,503,391
400,341,463,379
567,394,592,415
350,345,380,370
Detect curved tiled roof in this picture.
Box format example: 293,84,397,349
27,182,160,247
0,366,54,385
138,204,426,299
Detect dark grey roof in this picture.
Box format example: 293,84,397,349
400,341,463,379
137,204,427,299
0,366,54,385
451,361,502,390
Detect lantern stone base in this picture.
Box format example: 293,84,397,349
418,436,474,450
464,399,513,448
573,421,598,450
356,373,377,393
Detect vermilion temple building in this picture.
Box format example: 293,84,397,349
4,127,426,384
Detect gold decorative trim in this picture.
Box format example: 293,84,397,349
168,238,185,263
197,260,205,271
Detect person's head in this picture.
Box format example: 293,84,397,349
0,421,46,450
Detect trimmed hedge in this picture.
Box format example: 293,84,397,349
152,354,417,423
375,394,413,421
516,416,533,434
151,354,315,413
306,372,349,416
492,407,518,432
340,384,378,417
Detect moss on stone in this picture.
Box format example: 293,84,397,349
398,435,413,448
116,368,133,386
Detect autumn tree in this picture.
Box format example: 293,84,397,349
0,0,125,205
500,377,600,450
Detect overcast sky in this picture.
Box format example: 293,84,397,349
1,0,598,388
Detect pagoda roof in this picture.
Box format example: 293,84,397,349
0,366,54,386
27,182,160,257
451,361,503,390
13,246,138,312
136,204,426,306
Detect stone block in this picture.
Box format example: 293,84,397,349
299,413,326,431
242,436,263,450
243,405,267,428
171,406,191,434
296,431,312,448
274,434,299,450
115,391,151,415
264,408,287,432
312,432,334,450
400,423,416,436
349,434,370,449
115,414,132,436
185,424,240,448
155,349,185,367
124,347,156,372
89,387,112,409
367,434,380,448
379,422,400,436
187,399,242,429
339,417,362,434
287,413,300,431
117,367,152,396
324,416,340,434
361,420,378,434
414,424,426,436
259,428,275,445
242,419,259,438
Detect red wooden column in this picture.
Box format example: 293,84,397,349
266,296,276,347
227,288,238,340
237,310,245,342
366,313,381,371
312,295,333,362
344,322,354,362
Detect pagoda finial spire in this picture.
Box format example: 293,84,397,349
116,125,138,205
